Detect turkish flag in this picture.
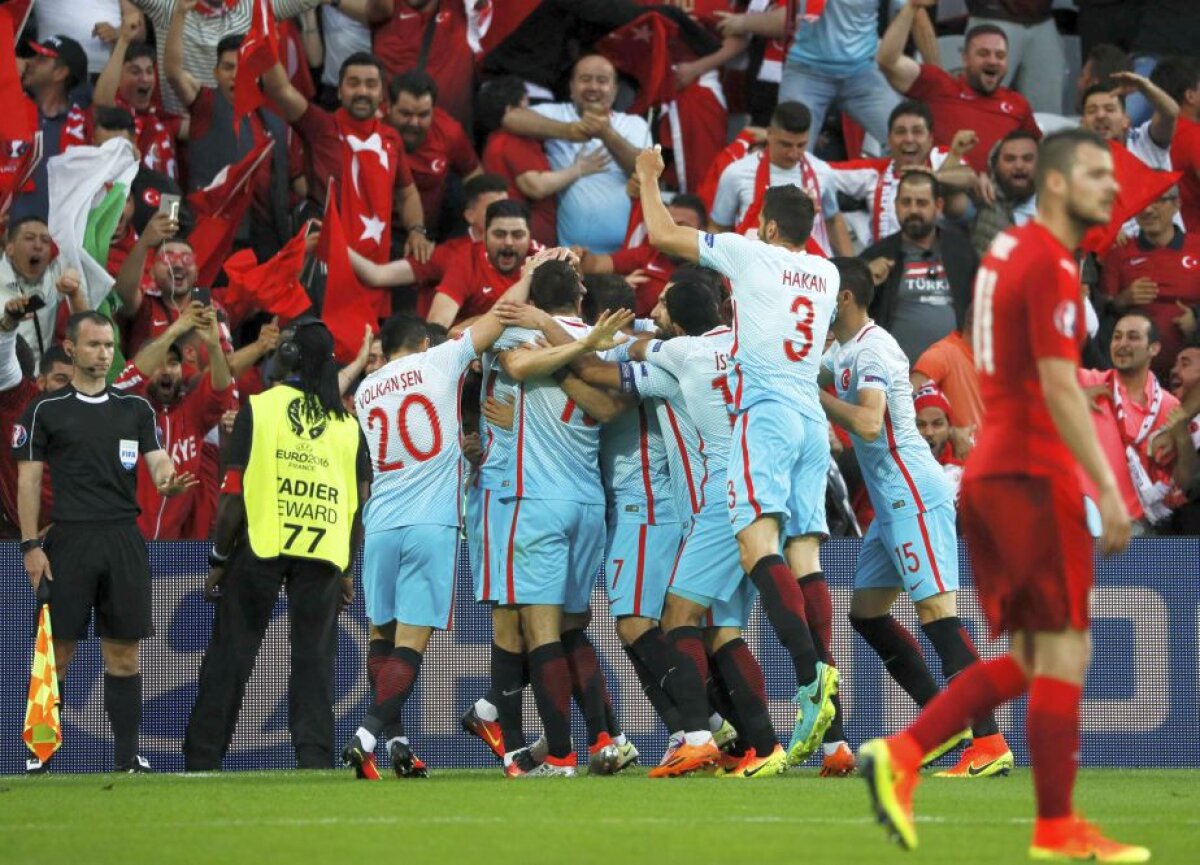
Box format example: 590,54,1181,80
597,13,678,115
469,0,542,54
220,223,313,325
318,188,377,364
187,138,274,286
233,0,279,125
1081,141,1182,256
0,4,37,142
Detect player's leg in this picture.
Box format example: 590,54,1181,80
284,558,343,769
520,603,575,775
98,638,145,772
707,614,787,779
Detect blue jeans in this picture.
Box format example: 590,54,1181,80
778,62,900,149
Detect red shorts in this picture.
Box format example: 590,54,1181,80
960,474,1093,639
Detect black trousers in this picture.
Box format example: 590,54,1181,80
183,550,342,771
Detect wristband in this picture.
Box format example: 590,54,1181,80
20,538,42,554
208,547,230,568
408,225,428,236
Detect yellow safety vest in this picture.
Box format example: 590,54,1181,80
243,385,360,570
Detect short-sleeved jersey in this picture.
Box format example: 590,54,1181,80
968,222,1086,478
12,385,161,523
627,360,703,518
641,327,736,511
493,317,604,504
355,333,477,530
600,398,678,525
823,322,953,522
477,352,518,493
698,232,839,421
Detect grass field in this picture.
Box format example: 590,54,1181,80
2,768,1197,865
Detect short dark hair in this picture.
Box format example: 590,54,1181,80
390,69,438,106
425,322,449,347
476,75,526,134
665,279,721,337
964,23,1008,49
1115,309,1160,344
834,257,874,309
93,105,136,135
216,34,244,60
338,52,386,85
668,264,725,306
898,168,941,200
380,313,429,355
760,186,814,245
123,41,156,66
530,260,582,313
990,128,1040,170
582,275,635,325
770,101,811,135
66,311,114,342
464,173,510,207
6,215,48,241
484,199,529,230
888,100,934,135
1150,55,1200,106
667,193,707,227
1035,128,1109,194
1085,43,1131,85
1082,83,1125,111
38,344,71,377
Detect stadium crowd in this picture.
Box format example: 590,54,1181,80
4,0,1200,790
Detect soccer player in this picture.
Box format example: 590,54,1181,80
637,146,841,767
859,129,1148,862
820,257,1013,778
340,251,541,780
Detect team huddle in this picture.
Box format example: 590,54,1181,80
340,134,1147,859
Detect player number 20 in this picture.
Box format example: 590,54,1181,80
784,295,815,362
367,394,443,472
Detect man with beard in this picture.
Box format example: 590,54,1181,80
913,383,965,497
262,51,430,319
877,1,1041,174
577,195,709,317
1,217,89,363
1080,74,1179,171
972,130,1039,255
424,200,535,329
113,302,235,540
387,70,482,238
860,171,979,364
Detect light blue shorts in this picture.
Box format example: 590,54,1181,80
605,519,684,620
855,501,959,603
362,525,459,629
465,484,485,601
669,505,744,603
501,497,605,611
476,488,517,604
668,575,759,629
727,402,830,539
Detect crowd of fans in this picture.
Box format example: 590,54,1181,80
1,0,1198,543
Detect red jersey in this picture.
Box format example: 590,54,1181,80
905,65,1041,173
966,221,1085,479
408,108,480,232
410,233,473,317
113,363,236,540
122,292,234,370
371,1,474,125
482,130,557,245
1,377,54,535
435,240,522,322
609,244,677,316
1171,116,1200,235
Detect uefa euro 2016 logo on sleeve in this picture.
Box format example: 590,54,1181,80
119,439,138,470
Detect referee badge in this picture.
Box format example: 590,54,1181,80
11,424,27,448
119,439,138,470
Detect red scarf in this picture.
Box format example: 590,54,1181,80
335,109,395,263
61,102,91,153
116,97,179,179
736,150,826,255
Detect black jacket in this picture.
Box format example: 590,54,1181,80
861,224,979,332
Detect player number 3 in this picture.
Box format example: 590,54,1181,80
784,295,815,362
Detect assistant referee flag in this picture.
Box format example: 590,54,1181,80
24,588,61,764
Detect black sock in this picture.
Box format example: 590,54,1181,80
491,644,527,753
663,625,712,732
366,639,398,741
561,628,611,747
712,639,778,755
103,673,141,768
706,655,737,731
850,614,939,706
922,617,1000,737
747,556,818,683
364,647,422,737
528,642,573,758
627,628,685,732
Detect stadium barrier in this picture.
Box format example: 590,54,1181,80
2,538,1197,774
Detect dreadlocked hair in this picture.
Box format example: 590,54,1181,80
292,322,349,420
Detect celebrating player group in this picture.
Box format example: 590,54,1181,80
341,132,1148,861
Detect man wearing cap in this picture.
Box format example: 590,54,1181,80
9,35,92,222
913,383,965,502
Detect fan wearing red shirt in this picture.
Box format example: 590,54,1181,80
112,304,236,540
387,70,482,238
877,4,1040,174
365,0,474,127
578,194,707,317
860,130,1148,864
1150,56,1200,236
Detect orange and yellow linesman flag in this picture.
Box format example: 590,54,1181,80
23,599,61,763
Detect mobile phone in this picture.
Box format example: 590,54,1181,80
191,286,212,306
24,295,46,313
158,193,181,222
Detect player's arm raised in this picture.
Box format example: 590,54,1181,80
497,308,633,382
819,387,886,441
638,147,701,263
467,248,566,355
1037,357,1131,556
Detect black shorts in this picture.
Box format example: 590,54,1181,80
44,522,153,641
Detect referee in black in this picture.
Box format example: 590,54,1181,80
15,311,193,773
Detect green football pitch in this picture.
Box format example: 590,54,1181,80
2,768,1198,865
